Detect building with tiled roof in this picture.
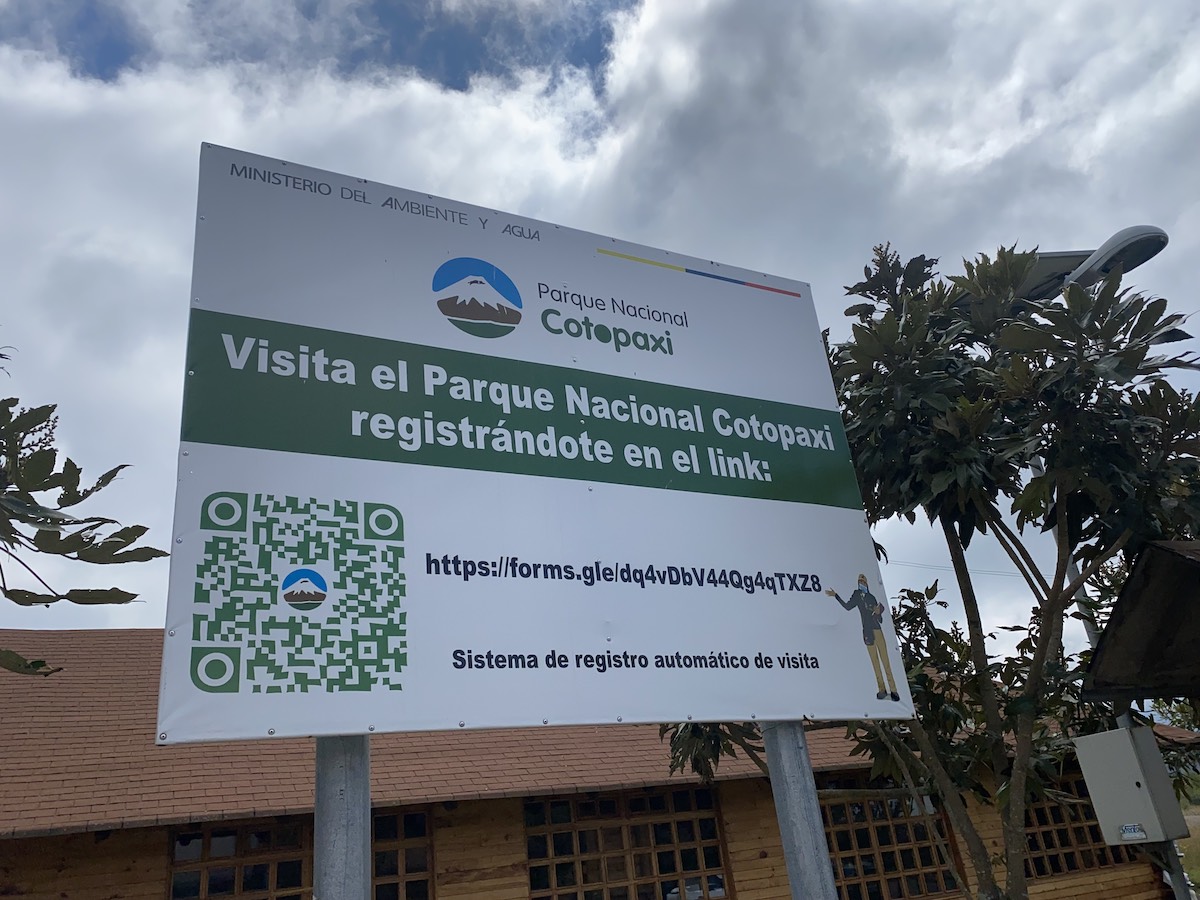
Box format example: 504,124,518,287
0,629,1175,899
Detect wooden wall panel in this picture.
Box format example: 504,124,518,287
433,798,528,900
717,780,790,900
718,779,1170,900
1027,864,1171,899
961,793,1170,900
0,786,1173,900
0,827,167,899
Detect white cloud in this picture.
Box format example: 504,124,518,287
0,47,607,630
1,0,1198,648
105,0,382,68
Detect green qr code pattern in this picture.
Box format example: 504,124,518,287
191,492,406,693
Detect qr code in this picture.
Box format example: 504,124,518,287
189,492,407,694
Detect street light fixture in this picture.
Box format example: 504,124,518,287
1064,225,1169,289
1013,225,1169,300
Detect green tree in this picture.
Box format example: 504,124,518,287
1153,698,1200,732
1,389,167,676
664,245,1200,900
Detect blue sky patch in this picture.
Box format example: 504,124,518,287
1,0,144,81
366,0,635,90
0,0,636,88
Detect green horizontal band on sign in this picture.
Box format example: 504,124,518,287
181,310,864,509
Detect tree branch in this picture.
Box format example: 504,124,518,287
1061,530,1134,604
881,721,993,900
1003,710,1034,899
985,510,1050,600
1049,475,1073,600
0,545,59,597
940,517,1010,790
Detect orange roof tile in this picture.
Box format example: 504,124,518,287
0,629,863,838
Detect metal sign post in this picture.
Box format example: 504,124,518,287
314,735,371,900
763,722,838,900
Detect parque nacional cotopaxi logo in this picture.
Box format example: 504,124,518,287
432,256,680,357
433,257,523,338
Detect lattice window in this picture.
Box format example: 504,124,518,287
169,818,311,899
169,808,434,900
372,808,434,900
523,788,731,900
1023,771,1143,879
818,776,959,900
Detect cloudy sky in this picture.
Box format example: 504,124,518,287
2,0,1198,657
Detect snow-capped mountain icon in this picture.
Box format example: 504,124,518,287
437,276,523,326
284,577,324,597
280,568,329,611
431,258,524,339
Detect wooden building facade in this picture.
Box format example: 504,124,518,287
0,630,1173,899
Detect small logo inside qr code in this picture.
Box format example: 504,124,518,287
190,492,407,694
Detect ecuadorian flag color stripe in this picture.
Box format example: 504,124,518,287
597,247,804,298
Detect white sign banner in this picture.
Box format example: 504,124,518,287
155,144,912,743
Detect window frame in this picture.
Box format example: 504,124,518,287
167,816,313,900
815,773,962,900
1022,770,1145,880
371,806,436,900
522,787,735,900
167,805,436,900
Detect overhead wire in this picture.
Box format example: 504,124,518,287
884,560,1022,578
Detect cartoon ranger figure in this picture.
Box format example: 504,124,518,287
826,574,899,701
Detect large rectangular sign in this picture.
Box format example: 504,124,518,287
155,144,912,743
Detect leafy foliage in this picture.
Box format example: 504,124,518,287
1154,699,1200,734
658,721,766,781
0,396,167,675
663,244,1200,900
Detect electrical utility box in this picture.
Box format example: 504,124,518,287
1072,727,1189,844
